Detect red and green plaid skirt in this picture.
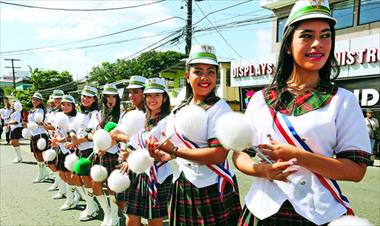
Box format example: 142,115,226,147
238,201,329,226
92,152,119,174
169,172,241,226
30,133,49,153
125,173,173,219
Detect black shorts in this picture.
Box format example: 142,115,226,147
10,127,23,140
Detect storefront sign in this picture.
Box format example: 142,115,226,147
232,63,275,78
335,47,380,66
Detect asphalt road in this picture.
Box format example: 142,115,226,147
1,139,379,226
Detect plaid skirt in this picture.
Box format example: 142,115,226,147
10,127,23,140
76,148,93,158
238,201,329,226
169,172,241,226
92,152,119,174
125,173,173,219
30,133,49,153
56,149,70,171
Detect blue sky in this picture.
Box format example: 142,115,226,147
0,0,273,80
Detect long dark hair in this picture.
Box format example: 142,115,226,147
101,94,120,123
64,103,77,117
144,91,171,122
79,96,99,113
270,19,340,109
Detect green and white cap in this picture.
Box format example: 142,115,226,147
52,90,64,99
284,0,336,34
127,75,146,89
81,85,98,97
48,95,54,103
186,44,218,67
144,77,167,94
102,84,118,95
61,95,75,104
32,92,43,100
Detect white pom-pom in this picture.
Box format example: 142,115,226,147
127,149,154,174
93,145,100,154
37,138,47,150
27,122,38,132
328,216,373,226
3,126,9,133
118,110,145,136
13,102,22,112
90,165,108,182
215,112,253,151
34,113,44,123
175,105,207,141
22,128,31,139
93,129,112,150
43,149,57,161
107,169,130,193
64,153,79,171
55,113,69,130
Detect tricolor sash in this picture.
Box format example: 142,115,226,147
269,107,354,215
137,131,166,206
173,125,235,196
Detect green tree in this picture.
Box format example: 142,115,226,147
30,68,74,92
87,50,186,85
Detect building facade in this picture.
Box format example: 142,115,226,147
231,0,380,114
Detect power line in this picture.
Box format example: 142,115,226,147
3,28,184,56
0,0,166,11
1,17,186,55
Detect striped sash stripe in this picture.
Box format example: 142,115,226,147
173,125,235,195
269,108,354,215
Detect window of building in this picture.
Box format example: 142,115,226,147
331,0,354,29
359,0,380,25
276,17,287,42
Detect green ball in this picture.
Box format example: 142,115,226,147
73,158,91,175
104,121,118,132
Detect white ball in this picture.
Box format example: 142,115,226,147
127,149,154,174
93,129,112,150
27,122,38,132
13,102,22,112
90,165,108,182
43,149,57,161
64,153,79,171
118,110,145,136
215,112,253,151
55,113,69,130
175,105,207,141
37,138,47,150
328,216,373,226
22,128,32,139
34,112,44,123
107,169,130,193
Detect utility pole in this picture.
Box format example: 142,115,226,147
4,58,21,89
185,0,193,55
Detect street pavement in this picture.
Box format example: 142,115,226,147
1,139,379,226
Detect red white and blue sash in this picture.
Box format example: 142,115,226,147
269,108,354,215
137,131,165,206
173,125,235,196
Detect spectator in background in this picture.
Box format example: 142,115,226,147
2,97,13,144
365,108,379,154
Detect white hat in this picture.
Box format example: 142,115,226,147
186,44,218,67
127,76,146,89
102,84,118,95
284,0,336,34
81,85,98,97
32,92,43,100
61,95,75,104
48,95,54,103
143,78,167,94
52,90,64,99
